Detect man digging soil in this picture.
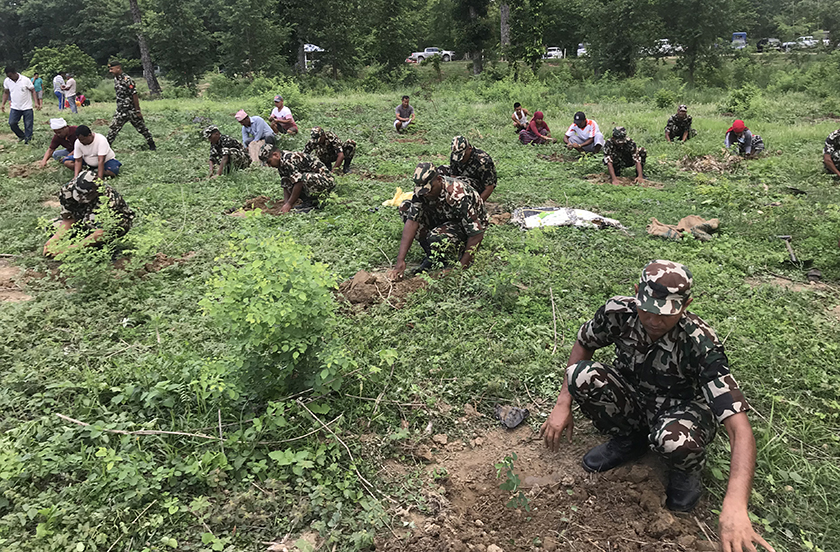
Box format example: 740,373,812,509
541,260,775,552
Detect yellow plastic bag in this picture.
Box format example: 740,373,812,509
382,187,413,207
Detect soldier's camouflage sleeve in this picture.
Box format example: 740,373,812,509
327,133,343,155
630,140,643,163
602,140,615,165
824,130,840,155
450,181,487,237
665,115,676,132
576,296,633,350
103,186,135,229
683,313,749,422
303,138,316,155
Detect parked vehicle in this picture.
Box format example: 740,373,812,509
645,39,682,56
407,47,455,62
576,43,588,57
731,32,747,49
543,47,564,59
756,38,782,52
784,36,819,51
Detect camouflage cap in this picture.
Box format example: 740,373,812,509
258,143,277,163
450,135,470,162
413,162,438,197
612,126,627,141
70,170,99,201
678,104,688,112
636,260,693,315
202,125,220,139
310,127,324,140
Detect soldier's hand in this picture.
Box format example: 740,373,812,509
280,203,292,214
388,260,406,281
719,505,776,552
633,176,645,184
539,402,574,452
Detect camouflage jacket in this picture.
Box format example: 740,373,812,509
113,74,138,112
576,296,749,423
210,134,250,168
303,131,344,166
59,179,135,232
603,138,643,167
823,129,840,160
441,147,497,195
403,176,488,237
276,151,334,190
665,114,693,137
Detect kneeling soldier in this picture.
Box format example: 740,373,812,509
438,135,497,202
388,162,488,279
204,125,250,178
540,260,775,552
303,127,356,174
259,145,335,213
44,170,134,257
603,127,646,185
665,104,697,143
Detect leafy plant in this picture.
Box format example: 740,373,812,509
495,453,531,511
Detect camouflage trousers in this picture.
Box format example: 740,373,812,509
107,109,154,145
610,148,647,175
665,126,697,141
738,135,764,156
399,200,467,258
567,361,717,473
283,173,336,199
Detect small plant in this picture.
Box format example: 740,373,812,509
495,453,530,511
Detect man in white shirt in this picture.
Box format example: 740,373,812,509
268,95,298,135
71,125,123,179
53,72,66,110
62,73,78,114
564,111,605,154
2,66,37,144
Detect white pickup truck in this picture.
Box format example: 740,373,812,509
407,47,455,62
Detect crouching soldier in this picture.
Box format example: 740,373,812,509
259,145,335,213
303,127,356,174
665,105,697,143
540,260,775,552
204,125,250,178
603,127,646,185
438,135,498,202
388,162,488,279
44,170,134,257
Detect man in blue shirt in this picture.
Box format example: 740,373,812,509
235,109,275,164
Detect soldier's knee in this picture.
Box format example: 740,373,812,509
566,361,608,400
651,419,706,461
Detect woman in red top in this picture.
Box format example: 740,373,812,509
519,111,556,145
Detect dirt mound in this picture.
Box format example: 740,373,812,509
745,276,830,292
680,153,741,173
92,118,110,126
358,171,406,183
378,426,716,552
0,260,33,302
339,269,427,308
584,174,664,189
484,202,511,226
8,163,35,178
228,196,285,217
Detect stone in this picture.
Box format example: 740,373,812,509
542,536,558,552
647,511,678,539
433,434,448,445
487,545,505,552
627,464,650,484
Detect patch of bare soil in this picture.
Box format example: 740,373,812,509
42,199,61,209
227,196,285,217
745,276,830,292
538,153,574,163
358,171,407,183
0,132,18,142
92,118,110,126
113,252,196,276
378,426,717,552
585,174,664,189
339,269,427,309
0,260,33,302
485,202,512,226
830,305,840,321
680,153,742,173
394,136,430,144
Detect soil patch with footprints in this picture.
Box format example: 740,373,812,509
339,269,427,309
377,425,718,552
227,196,287,217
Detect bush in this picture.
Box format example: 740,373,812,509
26,45,103,93
205,74,308,122
719,83,761,115
653,88,677,109
200,227,343,395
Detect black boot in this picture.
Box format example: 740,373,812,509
665,469,702,512
343,157,352,174
582,434,648,473
148,140,157,151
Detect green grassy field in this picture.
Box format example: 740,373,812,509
0,67,839,552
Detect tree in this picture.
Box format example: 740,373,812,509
27,45,102,91
310,0,364,78
454,0,493,75
507,0,546,73
542,0,586,57
146,0,214,87
127,0,162,96
368,0,422,70
584,0,661,77
217,0,290,76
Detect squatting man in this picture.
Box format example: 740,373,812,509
540,260,775,552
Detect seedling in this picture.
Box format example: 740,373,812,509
495,453,531,511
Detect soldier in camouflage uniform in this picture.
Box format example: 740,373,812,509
303,127,356,174
437,136,498,202
259,144,335,213
105,61,156,150
823,128,840,177
603,127,647,185
44,170,135,257
204,125,250,178
388,162,488,279
540,261,775,552
664,105,697,142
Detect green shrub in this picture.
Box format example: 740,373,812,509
719,83,761,115
200,226,343,395
26,45,103,92
654,88,677,109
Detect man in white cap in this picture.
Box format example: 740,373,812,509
268,95,298,135
236,109,275,164
40,118,79,168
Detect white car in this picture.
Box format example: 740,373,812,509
408,47,455,62
576,43,588,57
543,47,564,59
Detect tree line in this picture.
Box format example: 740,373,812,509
2,0,839,90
